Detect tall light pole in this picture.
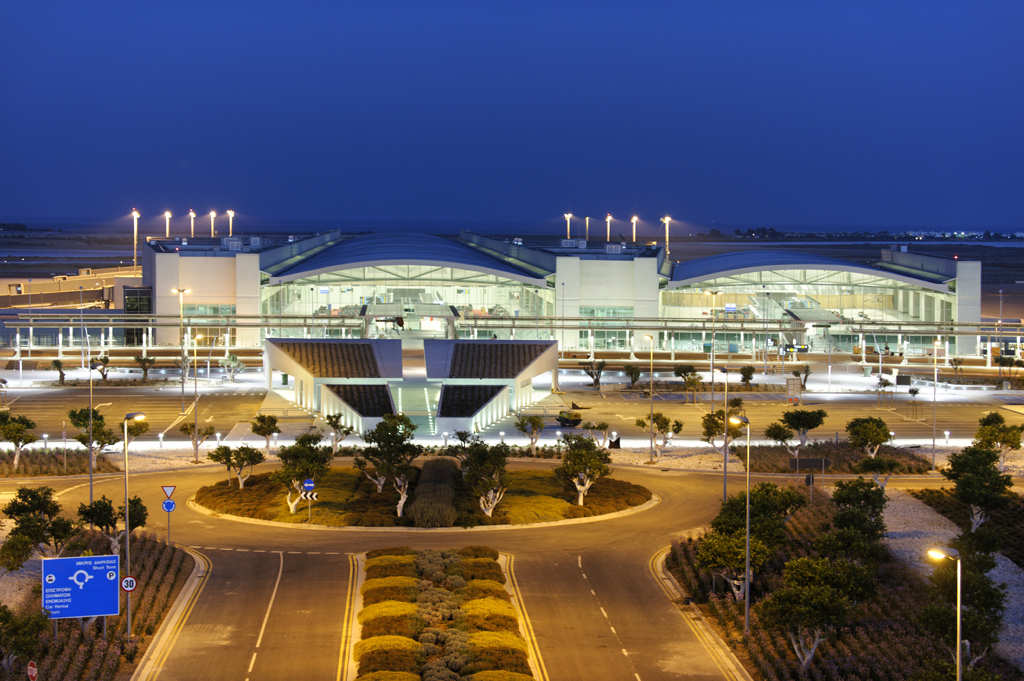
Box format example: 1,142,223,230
226,209,235,237
87,359,101,509
631,215,638,243
209,210,217,237
163,211,172,238
131,209,140,267
707,290,719,405
605,213,612,242
927,548,961,681
584,216,590,241
192,333,203,463
171,288,191,412
563,213,573,239
932,337,940,469
122,411,146,637
188,209,196,238
661,215,671,256
644,334,655,463
729,414,751,635
720,366,729,502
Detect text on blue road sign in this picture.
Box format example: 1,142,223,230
41,555,120,619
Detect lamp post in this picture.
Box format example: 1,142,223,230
584,216,590,241
87,359,100,508
188,210,196,238
163,211,172,238
122,411,146,637
932,337,940,469
171,288,191,413
131,209,140,267
927,547,961,681
729,414,751,635
605,214,612,242
644,334,655,463
226,210,235,237
661,215,671,256
707,291,719,405
563,213,573,240
209,210,217,237
631,215,638,243
720,366,729,502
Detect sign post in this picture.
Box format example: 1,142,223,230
161,486,176,543
302,479,315,522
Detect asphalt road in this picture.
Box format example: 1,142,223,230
0,462,972,681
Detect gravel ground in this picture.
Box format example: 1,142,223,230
883,489,1024,671
610,446,742,470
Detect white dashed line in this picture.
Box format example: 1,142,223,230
599,607,608,619
307,551,321,555
581,572,588,580
577,555,582,568
610,626,617,635
247,652,257,673
590,589,597,596
621,648,629,657
634,674,642,681
286,551,301,554
325,552,340,555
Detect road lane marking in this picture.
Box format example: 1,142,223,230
580,572,588,580
143,548,212,681
621,648,629,656
610,626,617,634
577,555,582,568
254,551,284,649
335,553,358,681
599,607,608,619
590,589,596,596
247,652,257,673
634,674,642,681
506,554,550,681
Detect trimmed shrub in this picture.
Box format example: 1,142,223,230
407,459,460,528
458,546,499,560
467,672,535,681
363,577,419,604
359,600,418,624
367,547,419,559
355,636,423,675
362,614,425,639
458,579,511,602
463,631,530,675
459,598,518,632
450,557,505,584
355,673,421,681
367,554,418,579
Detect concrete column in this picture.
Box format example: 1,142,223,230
551,368,559,393
57,327,63,359
860,333,866,363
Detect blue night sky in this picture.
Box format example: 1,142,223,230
1,1,1022,231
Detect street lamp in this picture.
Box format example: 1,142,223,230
42,433,48,451
171,288,192,413
584,216,590,241
631,215,638,243
720,366,730,502
729,414,751,636
644,334,656,462
932,337,940,470
131,209,140,267
563,213,573,240
192,333,203,464
163,210,172,238
661,215,671,256
188,209,196,238
927,547,961,681
122,411,146,637
226,209,235,237
87,359,102,508
605,213,612,242
209,210,217,237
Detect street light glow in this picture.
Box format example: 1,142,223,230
188,209,196,237
661,215,672,255
605,213,612,241
630,215,638,242
226,209,235,237
125,412,146,422
927,547,959,561
729,415,750,425
164,210,172,237
209,210,217,237
563,213,573,239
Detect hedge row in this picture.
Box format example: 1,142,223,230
406,458,460,528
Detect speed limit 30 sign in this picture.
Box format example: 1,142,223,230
121,576,137,592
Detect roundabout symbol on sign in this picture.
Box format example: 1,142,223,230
121,576,137,593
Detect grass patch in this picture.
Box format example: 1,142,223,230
911,488,1024,570
742,442,931,474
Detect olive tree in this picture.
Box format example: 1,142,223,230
942,444,1012,531
555,435,610,506
695,530,770,601
180,421,215,464
250,414,281,456
324,413,355,456
357,414,420,517
514,414,544,456
277,434,332,514
0,414,36,471
845,416,889,458
463,441,510,518
209,445,265,489
134,354,156,382
635,412,683,458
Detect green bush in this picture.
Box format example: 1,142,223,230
354,636,423,675
466,672,534,681
458,546,499,560
362,577,419,604
359,600,418,624
407,458,460,528
366,554,417,579
355,672,421,681
458,579,511,602
464,632,530,675
362,614,425,639
460,597,518,632
450,557,505,583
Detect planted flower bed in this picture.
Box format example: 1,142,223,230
353,546,535,681
0,450,118,476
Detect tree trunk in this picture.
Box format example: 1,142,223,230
265,435,271,456
285,491,301,514
394,477,409,518
238,471,250,489
12,447,21,471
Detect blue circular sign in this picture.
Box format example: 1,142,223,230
302,479,315,491
162,499,176,513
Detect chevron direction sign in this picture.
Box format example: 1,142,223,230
299,491,318,501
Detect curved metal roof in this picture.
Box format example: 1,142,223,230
668,250,949,292
268,233,549,286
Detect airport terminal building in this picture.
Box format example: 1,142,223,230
135,230,981,356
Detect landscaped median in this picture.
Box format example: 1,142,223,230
346,546,542,681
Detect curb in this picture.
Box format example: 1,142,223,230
340,553,363,681
649,545,753,681
129,546,212,681
185,492,661,533
502,552,550,681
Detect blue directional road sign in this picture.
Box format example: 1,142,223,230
41,555,119,619
302,478,315,491
162,499,176,513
